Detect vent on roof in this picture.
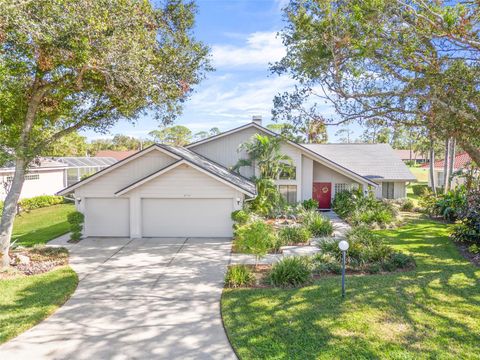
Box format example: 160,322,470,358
252,115,262,126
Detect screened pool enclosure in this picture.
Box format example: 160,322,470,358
55,157,117,186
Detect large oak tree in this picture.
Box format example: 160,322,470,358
273,0,480,163
0,0,210,267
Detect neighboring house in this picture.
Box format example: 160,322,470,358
55,157,118,187
425,152,473,188
95,150,138,161
394,149,429,164
58,118,414,238
0,159,68,201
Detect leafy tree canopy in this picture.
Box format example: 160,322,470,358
273,0,480,164
149,125,192,146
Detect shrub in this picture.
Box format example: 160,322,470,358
312,253,341,274
420,187,467,221
301,199,318,211
269,257,311,288
400,199,414,212
451,189,480,245
231,209,250,225
67,211,84,242
316,226,414,273
332,188,396,226
278,225,311,245
469,244,480,254
225,265,255,288
303,211,333,237
234,220,277,261
411,184,428,196
18,195,65,211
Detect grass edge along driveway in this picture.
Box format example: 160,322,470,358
221,217,480,359
0,266,78,344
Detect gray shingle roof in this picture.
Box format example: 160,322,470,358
157,144,257,196
303,143,416,181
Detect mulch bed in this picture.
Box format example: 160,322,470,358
1,247,69,279
455,243,480,267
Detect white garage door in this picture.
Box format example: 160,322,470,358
84,198,130,237
142,198,233,237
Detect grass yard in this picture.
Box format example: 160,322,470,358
12,203,75,247
408,166,429,183
0,266,78,344
222,217,480,359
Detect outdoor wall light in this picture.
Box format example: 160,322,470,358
338,240,349,298
236,197,241,205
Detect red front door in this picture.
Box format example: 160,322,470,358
313,182,332,209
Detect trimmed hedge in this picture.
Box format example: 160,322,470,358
67,211,84,242
411,184,428,196
18,195,65,211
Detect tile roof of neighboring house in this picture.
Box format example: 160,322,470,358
304,143,417,181
95,150,138,161
156,144,257,196
0,158,68,171
423,152,473,170
394,149,428,160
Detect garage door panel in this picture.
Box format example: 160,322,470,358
85,198,129,237
142,198,233,237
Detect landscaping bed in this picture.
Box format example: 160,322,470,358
3,246,70,279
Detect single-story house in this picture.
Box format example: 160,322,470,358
394,149,429,164
0,158,68,201
425,152,474,188
58,118,415,238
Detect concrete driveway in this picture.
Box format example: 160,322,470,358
0,237,237,360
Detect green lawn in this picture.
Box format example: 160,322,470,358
222,218,480,359
408,166,429,183
12,203,75,247
0,266,78,343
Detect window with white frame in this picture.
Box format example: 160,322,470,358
279,185,297,204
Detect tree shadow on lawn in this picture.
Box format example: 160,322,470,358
222,219,480,359
0,267,78,343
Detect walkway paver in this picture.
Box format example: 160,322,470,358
0,237,236,360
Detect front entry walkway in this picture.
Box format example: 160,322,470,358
0,237,237,360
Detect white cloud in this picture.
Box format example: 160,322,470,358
211,31,285,68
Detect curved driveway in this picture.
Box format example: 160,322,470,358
0,237,236,359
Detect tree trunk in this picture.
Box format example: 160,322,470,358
0,158,26,268
459,141,480,167
443,138,450,194
429,138,437,195
448,138,456,188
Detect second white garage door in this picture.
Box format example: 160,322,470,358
141,198,233,237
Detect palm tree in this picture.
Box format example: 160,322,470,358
233,134,293,180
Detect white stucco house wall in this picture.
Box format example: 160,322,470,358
0,159,68,201
58,118,414,238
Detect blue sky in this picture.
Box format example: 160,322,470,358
82,0,361,142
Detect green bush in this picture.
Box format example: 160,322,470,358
312,253,341,274
469,244,480,254
411,184,428,196
231,209,250,225
234,220,277,260
67,211,84,242
303,211,333,237
18,195,65,211
400,198,414,212
225,265,255,288
278,225,311,245
316,226,415,273
332,188,396,226
301,199,318,211
420,187,467,221
269,257,311,288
